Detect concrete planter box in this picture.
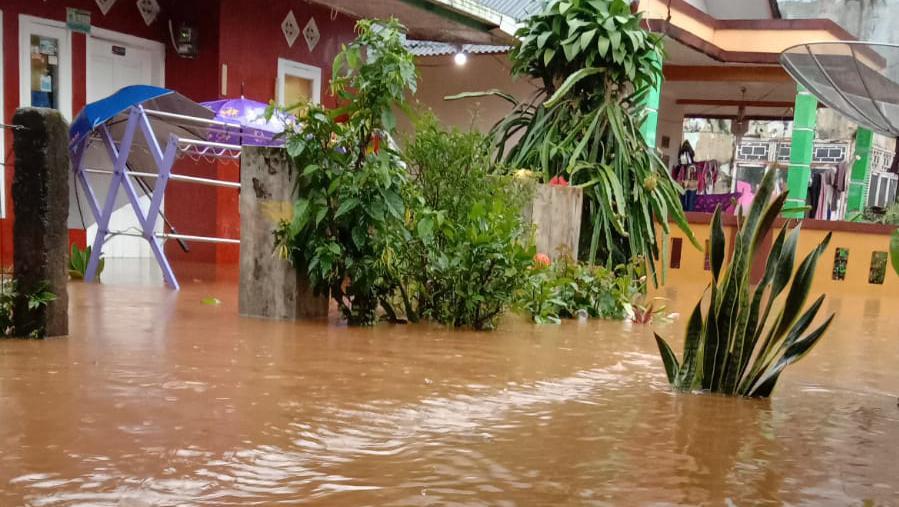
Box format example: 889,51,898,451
239,147,329,320
524,184,584,260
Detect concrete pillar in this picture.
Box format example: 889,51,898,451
11,108,69,338
640,54,663,149
524,185,584,260
847,127,873,215
239,147,329,320
785,84,818,218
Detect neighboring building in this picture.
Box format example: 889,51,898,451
0,0,509,268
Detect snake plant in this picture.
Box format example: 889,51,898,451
654,168,835,397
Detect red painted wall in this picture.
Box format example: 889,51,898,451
212,0,357,264
160,0,222,265
1,0,163,266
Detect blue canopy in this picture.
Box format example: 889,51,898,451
66,85,217,231
70,85,173,145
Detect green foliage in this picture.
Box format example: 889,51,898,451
654,169,835,397
0,280,14,336
384,116,536,330
511,0,661,94
891,230,899,276
448,0,698,282
883,203,899,226
275,19,416,326
861,202,899,225
0,278,56,338
517,253,643,324
68,243,104,280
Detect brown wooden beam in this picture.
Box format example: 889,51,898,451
663,65,791,82
676,99,796,108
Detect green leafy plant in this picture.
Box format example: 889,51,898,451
447,0,698,281
0,278,56,338
0,279,15,336
861,202,899,225
654,169,835,397
68,243,104,280
517,252,643,324
891,229,899,276
274,19,416,326
383,116,536,330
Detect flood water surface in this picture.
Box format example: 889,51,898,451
1,274,898,505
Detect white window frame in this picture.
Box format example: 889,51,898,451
19,15,73,121
86,26,166,101
276,58,322,106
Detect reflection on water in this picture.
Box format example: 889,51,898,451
1,269,898,505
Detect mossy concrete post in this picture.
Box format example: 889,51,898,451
524,185,584,260
11,108,69,337
239,146,329,320
785,84,818,219
847,127,873,216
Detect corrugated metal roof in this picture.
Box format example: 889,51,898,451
405,39,512,56
476,0,544,20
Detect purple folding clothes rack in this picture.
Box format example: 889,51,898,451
69,87,245,289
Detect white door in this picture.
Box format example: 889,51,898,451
85,30,165,258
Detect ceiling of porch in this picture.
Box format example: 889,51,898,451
662,38,799,120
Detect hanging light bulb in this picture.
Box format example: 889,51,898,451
454,51,468,66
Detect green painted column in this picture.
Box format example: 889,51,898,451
846,127,874,216
640,54,662,148
784,84,818,218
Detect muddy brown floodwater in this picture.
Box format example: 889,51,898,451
1,265,898,506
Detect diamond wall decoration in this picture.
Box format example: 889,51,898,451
303,17,320,52
136,0,159,26
282,10,300,48
95,0,117,15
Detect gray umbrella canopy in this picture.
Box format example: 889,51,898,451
780,42,899,137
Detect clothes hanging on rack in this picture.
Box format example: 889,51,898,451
671,141,723,210
815,171,835,220
806,167,845,220
694,160,719,194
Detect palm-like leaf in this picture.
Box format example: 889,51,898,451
447,0,699,281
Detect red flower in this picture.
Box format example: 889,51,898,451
549,175,569,187
533,253,552,267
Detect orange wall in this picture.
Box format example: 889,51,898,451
661,217,899,294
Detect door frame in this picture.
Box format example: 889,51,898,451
86,26,166,101
18,15,73,121
84,28,165,259
276,58,321,105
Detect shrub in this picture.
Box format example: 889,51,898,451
517,253,643,324
0,279,56,338
654,168,834,398
383,116,535,330
275,19,416,326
